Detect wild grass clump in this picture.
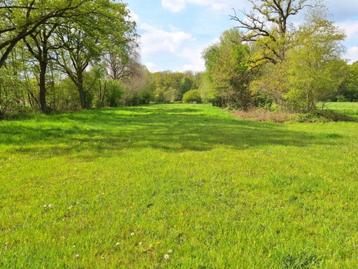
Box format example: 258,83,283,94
234,109,294,123
297,110,357,122
234,103,358,123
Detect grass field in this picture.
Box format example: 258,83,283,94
0,103,357,268
325,102,358,119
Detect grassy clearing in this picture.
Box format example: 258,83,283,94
0,104,357,268
325,102,358,119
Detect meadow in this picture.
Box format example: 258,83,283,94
0,103,357,268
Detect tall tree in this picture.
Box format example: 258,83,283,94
231,0,314,65
286,12,346,111
0,0,92,68
23,22,61,112
54,27,96,109
204,29,253,109
54,1,135,109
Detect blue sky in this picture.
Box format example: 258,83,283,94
126,0,358,72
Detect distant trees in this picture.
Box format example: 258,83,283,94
338,62,358,102
151,71,200,103
1,0,356,118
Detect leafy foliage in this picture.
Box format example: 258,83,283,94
285,14,346,112
182,89,202,103
338,61,358,101
204,29,253,110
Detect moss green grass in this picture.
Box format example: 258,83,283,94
0,104,357,268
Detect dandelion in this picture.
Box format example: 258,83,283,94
130,232,135,236
164,254,170,260
138,242,143,246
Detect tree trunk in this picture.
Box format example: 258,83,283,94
39,61,48,113
77,72,88,109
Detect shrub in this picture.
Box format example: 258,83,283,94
105,80,124,107
336,95,347,102
183,90,202,103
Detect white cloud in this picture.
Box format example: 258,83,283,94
345,46,358,63
337,20,358,63
136,21,216,72
139,23,193,55
338,21,358,40
179,46,205,72
161,0,237,13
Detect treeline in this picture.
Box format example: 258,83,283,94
200,0,358,113
0,0,141,117
1,0,358,118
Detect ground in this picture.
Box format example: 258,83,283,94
0,103,357,268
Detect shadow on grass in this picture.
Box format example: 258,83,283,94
0,105,343,158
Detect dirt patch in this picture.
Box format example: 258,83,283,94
234,109,294,123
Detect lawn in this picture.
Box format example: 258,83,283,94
325,102,358,119
0,104,357,268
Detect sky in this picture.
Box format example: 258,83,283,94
126,0,358,72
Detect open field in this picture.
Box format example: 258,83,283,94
325,102,358,119
0,104,357,268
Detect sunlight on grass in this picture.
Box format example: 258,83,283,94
0,104,357,268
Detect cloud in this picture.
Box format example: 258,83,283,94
337,20,358,63
179,46,206,72
139,23,193,55
136,21,215,72
338,21,358,40
161,0,237,13
345,46,358,63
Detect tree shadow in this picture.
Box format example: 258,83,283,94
0,105,343,159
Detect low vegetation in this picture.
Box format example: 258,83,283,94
1,104,357,268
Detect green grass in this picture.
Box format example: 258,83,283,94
325,102,358,119
0,104,357,268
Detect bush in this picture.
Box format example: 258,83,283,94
183,90,202,103
296,110,355,122
105,80,124,107
336,95,347,102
